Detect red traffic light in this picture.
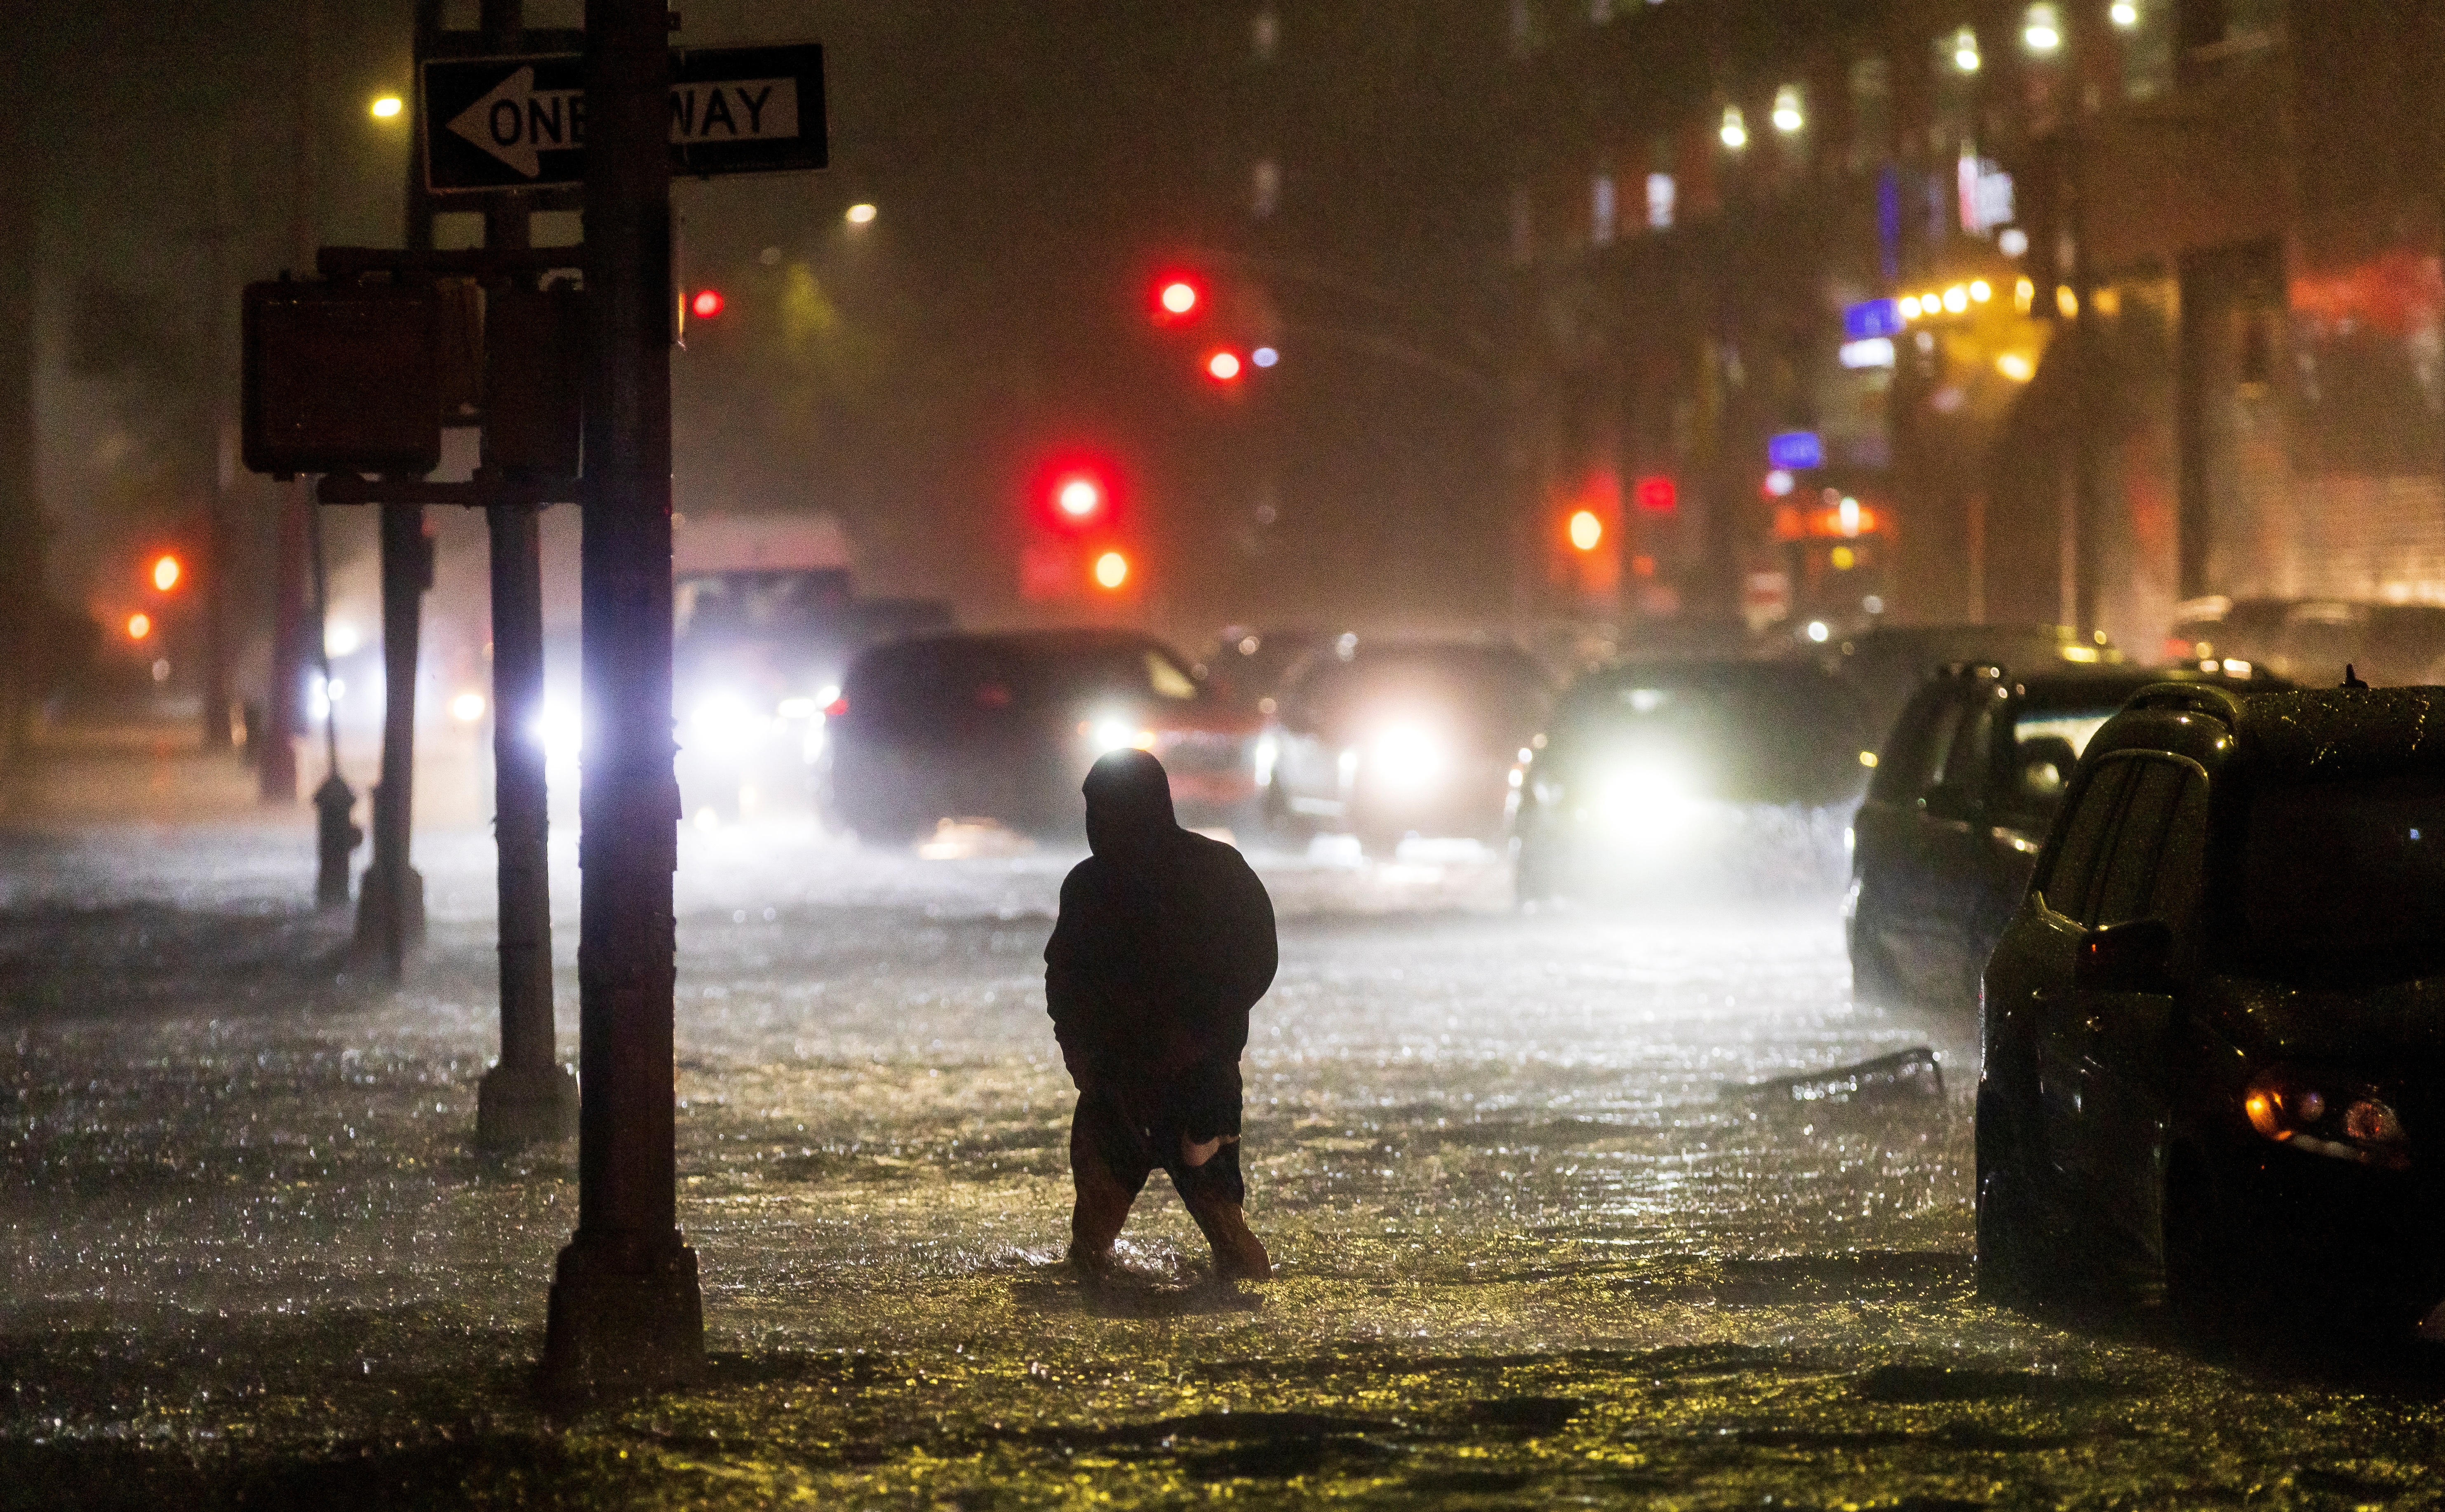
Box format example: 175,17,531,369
1032,452,1124,536
690,289,725,319
1053,472,1107,526
1634,476,1679,514
1150,272,1207,326
1205,350,1244,383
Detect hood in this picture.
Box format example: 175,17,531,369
1084,748,1179,858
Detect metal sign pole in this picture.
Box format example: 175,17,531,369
473,0,578,1150
544,0,702,1390
353,0,441,977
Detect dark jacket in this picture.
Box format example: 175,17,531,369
1045,750,1278,1086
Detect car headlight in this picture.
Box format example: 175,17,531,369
1081,716,1154,756
531,702,582,767
1253,734,1279,788
1367,723,1447,791
2243,1066,2410,1170
689,693,771,748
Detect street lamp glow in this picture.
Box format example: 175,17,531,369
1943,285,1970,314
1997,352,2036,382
370,94,404,120
1159,280,1198,315
1952,27,1982,72
1970,279,1993,303
1771,85,1804,134
151,554,182,592
2110,0,2140,28
844,202,877,225
1206,350,1243,381
1567,509,1604,552
126,613,151,641
1719,105,1748,150
1092,550,1130,590
1898,295,1922,319
2023,5,2062,54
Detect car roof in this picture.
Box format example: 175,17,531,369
863,628,1170,660
2230,687,2445,781
2008,667,2283,708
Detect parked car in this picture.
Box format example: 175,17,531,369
1976,680,2445,1332
1829,623,2121,751
1262,639,1550,854
1513,659,1870,902
826,630,1258,843
2168,595,2445,688
1849,663,2281,1017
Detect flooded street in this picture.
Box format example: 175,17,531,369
6,819,2443,1508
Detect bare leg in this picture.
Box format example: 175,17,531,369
1183,1191,1272,1282
1068,1092,1143,1275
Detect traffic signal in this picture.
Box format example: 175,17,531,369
1567,509,1604,552
689,288,725,319
1092,549,1131,591
1054,473,1107,526
1150,274,1206,325
150,554,183,592
1204,350,1244,383
1034,454,1121,535
1634,476,1678,514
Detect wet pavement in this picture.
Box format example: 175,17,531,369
6,812,2445,1509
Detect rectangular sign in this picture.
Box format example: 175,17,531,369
422,43,826,193
1843,298,1903,340
1767,431,1825,470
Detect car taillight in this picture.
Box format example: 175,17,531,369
2243,1066,2410,1170
824,696,849,718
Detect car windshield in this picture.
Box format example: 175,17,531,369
2243,773,2445,970
1553,666,1865,805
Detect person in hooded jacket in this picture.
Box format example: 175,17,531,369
1046,748,1277,1282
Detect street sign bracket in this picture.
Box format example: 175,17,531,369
317,245,583,284
318,470,576,507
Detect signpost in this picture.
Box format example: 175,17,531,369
244,0,828,1391
422,44,825,193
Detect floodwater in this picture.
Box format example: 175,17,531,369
5,815,2444,1508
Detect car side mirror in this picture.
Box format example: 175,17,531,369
2074,918,2174,993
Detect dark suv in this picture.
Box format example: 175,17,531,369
1976,682,2445,1330
1849,664,2278,1017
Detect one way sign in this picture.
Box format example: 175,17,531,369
421,44,825,193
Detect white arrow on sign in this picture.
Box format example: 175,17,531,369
449,66,585,178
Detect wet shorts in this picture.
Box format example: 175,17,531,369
1075,1057,1245,1207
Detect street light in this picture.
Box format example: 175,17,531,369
2109,0,2141,27
151,554,182,592
127,613,152,641
1771,86,1804,134
1093,550,1130,590
1205,350,1244,383
1951,26,1982,72
844,202,877,225
1719,105,1749,150
1567,509,1604,552
2022,4,2063,54
370,94,404,120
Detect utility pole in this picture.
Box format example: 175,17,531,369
263,0,319,805
545,0,703,1389
354,0,440,975
474,0,578,1150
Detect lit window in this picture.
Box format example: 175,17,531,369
1720,105,1748,150
1951,26,1981,72
1252,158,1280,219
1645,172,1675,230
1252,7,1278,60
1591,174,1616,245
